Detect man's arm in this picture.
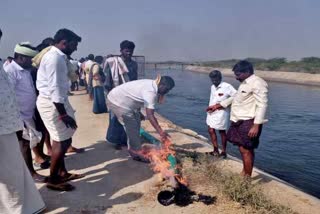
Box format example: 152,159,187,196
5,69,17,87
253,81,268,124
248,81,268,138
146,108,170,141
48,56,77,129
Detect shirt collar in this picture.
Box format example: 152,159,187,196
51,46,66,56
213,82,223,89
244,74,256,84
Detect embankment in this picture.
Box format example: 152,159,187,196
185,65,320,86
141,113,320,214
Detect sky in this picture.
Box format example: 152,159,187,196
0,0,319,61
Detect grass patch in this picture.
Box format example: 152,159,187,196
175,150,295,214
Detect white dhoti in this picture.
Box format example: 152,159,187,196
22,118,42,149
36,96,76,142
0,133,45,214
206,109,230,130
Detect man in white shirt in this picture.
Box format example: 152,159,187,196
4,42,50,182
0,28,46,214
214,60,268,176
107,76,175,162
36,28,84,191
206,70,236,158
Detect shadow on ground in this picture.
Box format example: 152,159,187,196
39,141,153,213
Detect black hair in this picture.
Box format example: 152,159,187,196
54,28,81,44
79,57,86,63
0,28,2,38
209,70,222,79
94,55,104,64
159,76,175,89
232,60,254,74
36,37,54,51
87,54,94,61
120,40,135,50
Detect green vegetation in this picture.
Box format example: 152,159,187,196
196,57,320,74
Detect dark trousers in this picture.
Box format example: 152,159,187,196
106,111,127,146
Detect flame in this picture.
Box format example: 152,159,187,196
136,139,188,187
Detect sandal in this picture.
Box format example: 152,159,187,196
34,159,51,169
67,147,85,154
219,152,227,159
33,174,48,183
114,144,122,150
47,182,75,191
62,173,85,182
206,151,220,157
132,156,150,163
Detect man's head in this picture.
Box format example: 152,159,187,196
209,70,222,87
232,60,254,82
14,43,38,69
79,57,86,63
6,56,13,62
54,28,81,56
36,37,54,51
87,54,94,61
158,76,175,95
94,55,103,65
120,40,135,61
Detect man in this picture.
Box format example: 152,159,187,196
206,70,236,158
84,54,95,96
36,28,84,191
83,55,107,113
107,76,175,162
215,60,268,176
104,40,138,149
70,59,80,91
78,57,86,86
0,28,45,214
4,42,49,182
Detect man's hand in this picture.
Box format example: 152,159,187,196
206,104,223,113
248,124,260,138
159,130,171,142
61,115,78,129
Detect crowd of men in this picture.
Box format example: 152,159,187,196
0,27,268,213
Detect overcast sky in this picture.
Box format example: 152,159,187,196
0,0,319,61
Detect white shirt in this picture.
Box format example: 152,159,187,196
4,60,37,120
107,79,158,111
206,82,236,130
37,46,69,103
221,74,268,124
0,67,23,135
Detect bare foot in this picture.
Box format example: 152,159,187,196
67,146,85,154
32,173,48,183
34,156,46,164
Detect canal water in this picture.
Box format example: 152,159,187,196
145,69,320,198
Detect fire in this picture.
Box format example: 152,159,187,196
138,139,188,187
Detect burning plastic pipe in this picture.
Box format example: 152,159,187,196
139,128,187,187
